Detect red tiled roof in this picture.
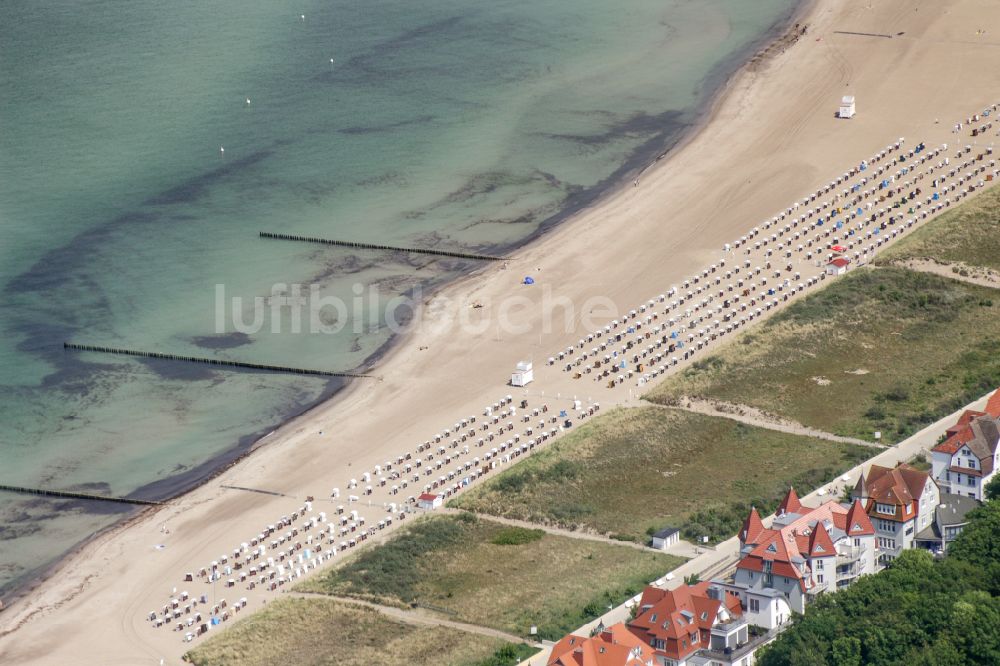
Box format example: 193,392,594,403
934,418,981,455
934,388,1000,455
949,465,983,478
630,583,739,661
777,487,802,516
986,389,1000,419
549,623,654,666
845,499,875,536
806,521,835,557
740,506,765,545
417,493,440,501
828,257,850,267
862,463,929,522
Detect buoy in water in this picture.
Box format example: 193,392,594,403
220,146,225,154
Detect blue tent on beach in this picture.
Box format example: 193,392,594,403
523,276,534,285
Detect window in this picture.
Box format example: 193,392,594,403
946,470,951,482
749,598,760,613
818,574,825,583
815,559,824,570
968,476,976,487
876,503,894,515
691,632,698,644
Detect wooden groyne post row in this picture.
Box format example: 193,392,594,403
62,343,376,379
0,484,163,506
258,231,507,262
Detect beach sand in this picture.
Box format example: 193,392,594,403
3,0,1000,663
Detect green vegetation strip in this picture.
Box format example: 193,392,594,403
299,513,682,641
648,267,1000,443
759,498,1000,666
877,183,1000,273
452,407,871,544
185,596,536,666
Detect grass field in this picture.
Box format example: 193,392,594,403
647,267,1000,443
185,596,535,666
299,513,682,640
451,407,871,544
878,184,1000,272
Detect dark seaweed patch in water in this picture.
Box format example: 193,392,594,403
143,149,274,206
137,357,220,381
535,109,689,147
191,332,253,350
4,140,288,389
5,211,161,297
339,114,436,135
317,16,465,84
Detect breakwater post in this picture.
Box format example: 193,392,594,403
258,231,507,262
63,343,376,379
0,484,163,506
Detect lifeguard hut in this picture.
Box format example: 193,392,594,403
839,95,856,119
511,360,533,387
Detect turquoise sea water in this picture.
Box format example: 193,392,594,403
0,0,799,595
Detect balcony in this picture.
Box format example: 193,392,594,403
836,563,859,581
694,627,780,665
836,546,864,564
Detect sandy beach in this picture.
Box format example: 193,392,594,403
4,0,1000,663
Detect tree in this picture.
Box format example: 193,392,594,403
949,499,1000,582
985,474,1000,501
831,637,861,666
908,637,965,666
948,591,1000,664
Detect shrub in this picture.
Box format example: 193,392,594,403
490,527,544,546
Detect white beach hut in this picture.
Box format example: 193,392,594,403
839,95,856,119
510,360,533,387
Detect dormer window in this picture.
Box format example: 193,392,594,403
876,503,894,515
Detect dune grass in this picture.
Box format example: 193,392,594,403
451,407,870,545
647,267,1000,443
877,183,1000,273
299,513,682,640
185,596,535,666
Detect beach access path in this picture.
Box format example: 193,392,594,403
648,399,884,449
289,591,537,646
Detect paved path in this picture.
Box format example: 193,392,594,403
290,591,538,646
517,390,996,666
652,399,883,449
